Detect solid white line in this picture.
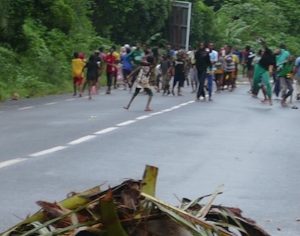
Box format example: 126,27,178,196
117,120,136,126
0,158,28,169
65,98,75,102
136,115,150,120
29,146,67,157
18,106,34,111
68,135,96,145
94,127,118,135
45,102,57,106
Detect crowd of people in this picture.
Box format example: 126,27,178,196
71,41,300,110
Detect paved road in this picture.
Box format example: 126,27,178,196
0,85,299,235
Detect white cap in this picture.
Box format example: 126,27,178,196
124,44,130,49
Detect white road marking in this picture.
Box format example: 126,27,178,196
178,102,190,106
45,102,57,106
29,146,67,157
68,135,96,145
149,111,164,116
2,99,196,169
18,106,34,111
161,108,173,112
117,120,136,126
171,105,181,109
94,127,118,135
136,115,150,120
0,158,28,169
181,103,189,106
65,98,75,102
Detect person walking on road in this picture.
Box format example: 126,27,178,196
71,52,85,97
223,46,237,92
123,56,155,111
279,55,295,107
244,46,255,92
171,51,185,96
274,44,290,98
121,47,133,90
195,42,212,101
160,55,172,95
105,47,117,94
83,54,100,100
252,41,276,105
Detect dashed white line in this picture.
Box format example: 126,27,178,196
179,103,189,106
149,111,164,116
29,146,67,157
117,120,137,126
0,158,28,169
45,102,58,106
1,100,195,170
136,115,150,120
94,127,118,135
171,105,181,109
65,98,75,102
18,106,34,111
161,108,173,112
68,135,96,145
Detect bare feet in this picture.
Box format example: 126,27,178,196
261,99,272,106
144,108,152,112
281,100,288,107
269,100,273,106
123,106,129,110
260,99,268,104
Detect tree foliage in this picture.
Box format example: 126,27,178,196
92,0,171,44
215,0,300,53
188,0,219,46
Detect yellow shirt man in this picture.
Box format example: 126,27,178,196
72,58,85,78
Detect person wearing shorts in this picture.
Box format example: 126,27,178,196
72,52,85,96
124,56,154,111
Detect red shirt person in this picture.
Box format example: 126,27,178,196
104,48,117,94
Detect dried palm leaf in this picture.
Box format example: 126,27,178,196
141,192,233,236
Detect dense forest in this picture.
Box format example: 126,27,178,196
0,0,299,100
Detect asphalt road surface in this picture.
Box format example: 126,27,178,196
0,85,299,235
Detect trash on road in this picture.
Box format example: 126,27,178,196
1,165,270,236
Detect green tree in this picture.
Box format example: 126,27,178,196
187,0,220,46
214,0,298,51
203,0,225,10
92,0,171,44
